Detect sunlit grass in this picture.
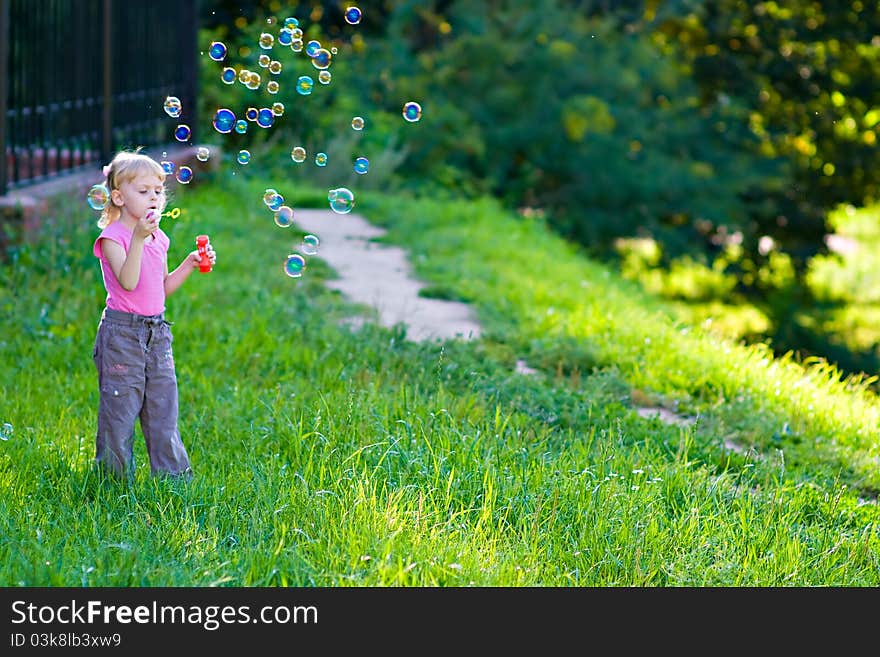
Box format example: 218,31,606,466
0,177,878,586
362,193,880,491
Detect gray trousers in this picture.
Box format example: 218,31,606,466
92,307,192,478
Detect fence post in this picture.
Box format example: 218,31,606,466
101,0,112,165
0,0,9,195
182,0,198,144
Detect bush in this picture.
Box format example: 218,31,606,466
361,1,784,261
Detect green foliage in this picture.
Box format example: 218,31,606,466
650,0,880,258
364,0,780,255
561,95,616,140
617,239,738,302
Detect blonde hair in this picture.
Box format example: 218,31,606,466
98,148,167,228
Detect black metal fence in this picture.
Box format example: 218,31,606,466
0,0,198,195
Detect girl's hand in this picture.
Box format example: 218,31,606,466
187,243,217,269
134,210,160,240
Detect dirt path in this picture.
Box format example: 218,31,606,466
292,208,483,342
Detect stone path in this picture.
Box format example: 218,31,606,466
292,208,483,342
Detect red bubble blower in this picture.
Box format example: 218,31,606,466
196,235,212,273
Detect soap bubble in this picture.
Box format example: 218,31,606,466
284,253,307,278
301,234,320,255
328,187,355,214
402,101,422,122
245,71,261,90
353,156,369,175
87,183,109,210
259,32,275,49
290,146,306,163
344,6,362,25
267,193,284,211
208,41,227,61
257,107,275,128
212,108,236,134
163,96,182,118
311,48,332,70
176,166,193,184
263,188,280,206
296,75,314,95
274,205,294,227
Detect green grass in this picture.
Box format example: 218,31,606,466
1,170,878,586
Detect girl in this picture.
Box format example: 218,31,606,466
92,149,215,479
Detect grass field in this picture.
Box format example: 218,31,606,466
1,167,878,586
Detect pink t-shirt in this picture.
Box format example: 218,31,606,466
93,221,169,316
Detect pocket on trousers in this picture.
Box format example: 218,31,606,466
97,324,144,390
154,325,176,372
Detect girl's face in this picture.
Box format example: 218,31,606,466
111,172,165,222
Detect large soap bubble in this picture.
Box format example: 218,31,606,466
212,108,236,134
87,183,109,210
328,187,355,214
